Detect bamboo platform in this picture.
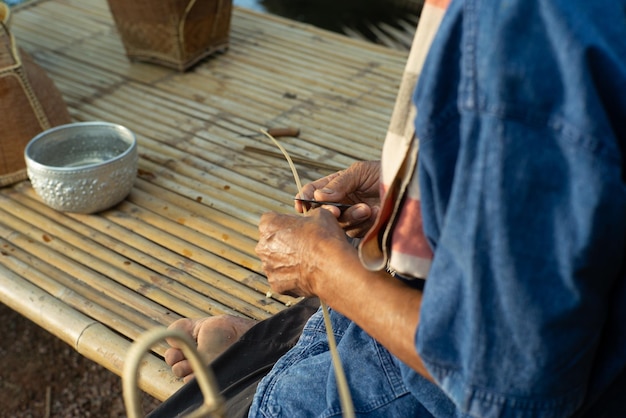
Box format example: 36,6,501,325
0,0,408,401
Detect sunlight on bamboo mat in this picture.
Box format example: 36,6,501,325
0,0,408,401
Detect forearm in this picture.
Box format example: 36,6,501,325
310,238,433,380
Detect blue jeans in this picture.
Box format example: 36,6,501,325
248,307,454,417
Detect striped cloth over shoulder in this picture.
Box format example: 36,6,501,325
359,0,450,280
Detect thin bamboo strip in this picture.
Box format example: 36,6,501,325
116,197,262,273
155,73,394,148
19,6,402,117
108,201,287,307
190,43,401,108
3,187,255,318
0,234,171,356
142,154,295,220
221,35,403,93
55,0,114,22
29,34,392,163
11,185,280,319
232,8,407,63
99,211,292,310
0,202,186,324
200,55,399,110
144,80,386,161
0,264,183,401
136,157,281,225
140,63,395,145
376,21,417,48
127,188,260,258
134,179,259,240
242,146,344,171
182,124,352,176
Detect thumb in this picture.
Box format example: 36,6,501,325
313,171,354,201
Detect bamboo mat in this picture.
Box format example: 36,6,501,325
0,0,408,401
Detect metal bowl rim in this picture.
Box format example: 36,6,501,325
24,121,137,173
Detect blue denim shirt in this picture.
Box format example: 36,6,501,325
412,0,626,416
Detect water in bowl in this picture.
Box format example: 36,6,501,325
62,154,118,168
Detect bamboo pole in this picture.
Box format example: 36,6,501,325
0,264,183,401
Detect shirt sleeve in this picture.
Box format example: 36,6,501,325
413,0,626,417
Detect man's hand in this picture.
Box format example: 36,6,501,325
295,161,381,238
255,209,356,297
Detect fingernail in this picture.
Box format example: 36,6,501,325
320,188,334,195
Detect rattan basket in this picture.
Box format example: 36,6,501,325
0,3,72,187
106,0,233,71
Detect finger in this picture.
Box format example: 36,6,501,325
339,205,378,238
294,197,312,213
337,203,372,228
342,203,371,222
318,205,341,218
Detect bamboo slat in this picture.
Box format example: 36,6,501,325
1,0,407,401
0,264,182,400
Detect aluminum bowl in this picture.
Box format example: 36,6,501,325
24,122,138,214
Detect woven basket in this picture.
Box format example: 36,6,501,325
0,3,72,187
106,0,233,71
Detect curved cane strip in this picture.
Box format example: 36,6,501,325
123,130,355,418
123,328,226,418
260,129,356,418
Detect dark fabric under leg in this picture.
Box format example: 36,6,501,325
148,297,320,418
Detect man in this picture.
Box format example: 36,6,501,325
161,0,626,416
